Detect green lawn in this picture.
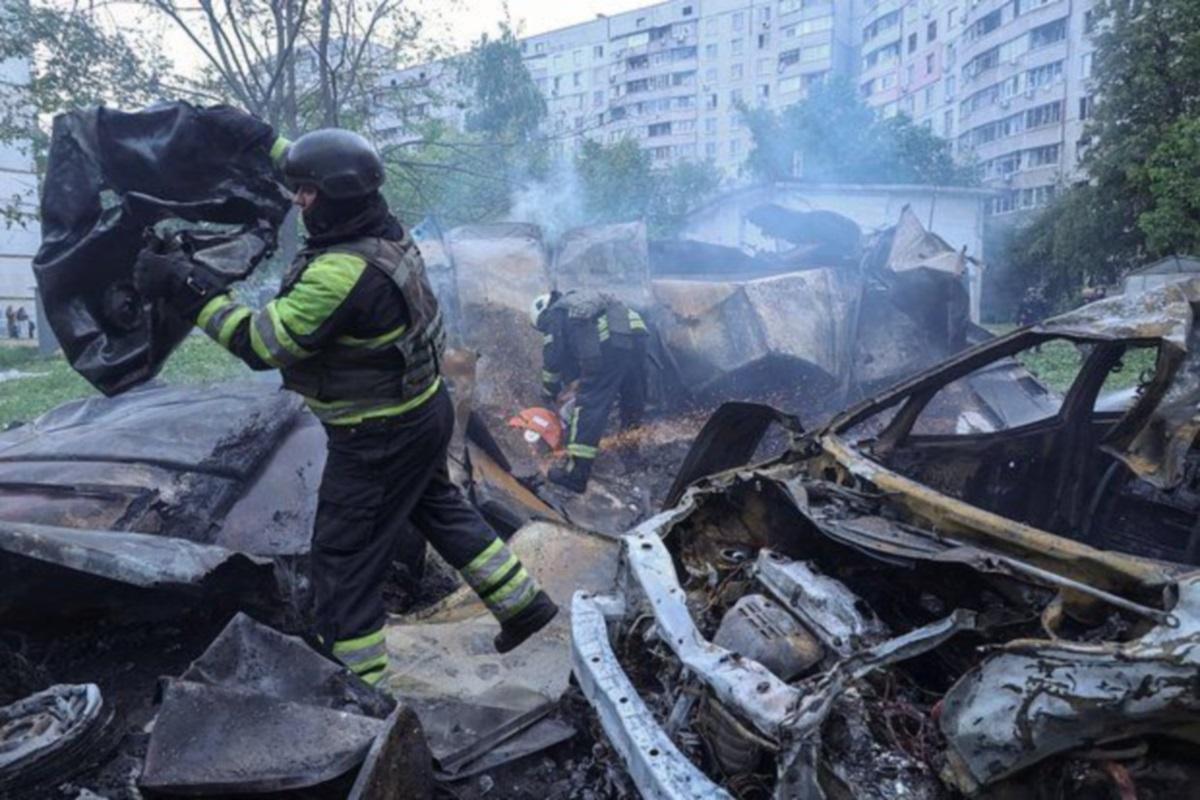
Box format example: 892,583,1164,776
0,336,250,428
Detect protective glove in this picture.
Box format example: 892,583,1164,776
134,240,231,320
204,105,276,152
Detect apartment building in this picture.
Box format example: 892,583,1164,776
859,0,1097,217
0,51,42,326
379,0,855,178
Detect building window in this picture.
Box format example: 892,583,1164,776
594,45,604,58
732,12,744,30
925,85,935,106
945,75,956,100
1084,9,1096,33
705,67,717,82
947,7,958,30
908,32,918,54
705,117,717,135
1081,52,1093,78
780,0,802,14
636,16,646,28
757,84,770,99
573,71,582,87
780,75,802,94
593,90,604,108
757,58,771,76
732,38,744,56
706,93,719,109
730,88,743,104
705,142,717,158
683,5,693,16
926,53,935,73
1079,95,1094,119
705,43,718,59
731,63,744,80
759,7,770,22
927,20,937,42
758,33,769,49
649,122,671,137
944,109,954,136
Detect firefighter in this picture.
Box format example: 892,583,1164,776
133,114,557,686
531,290,650,493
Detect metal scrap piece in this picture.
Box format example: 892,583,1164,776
572,591,732,800
754,549,889,657
939,574,1200,793
0,684,114,796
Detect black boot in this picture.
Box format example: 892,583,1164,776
494,591,560,653
548,459,592,493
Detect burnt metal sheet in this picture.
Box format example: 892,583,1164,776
571,592,730,800
553,222,652,309
663,402,803,509
754,549,889,657
940,573,1200,793
0,684,115,798
745,205,861,262
35,102,290,396
141,613,433,797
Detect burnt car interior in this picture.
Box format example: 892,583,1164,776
842,332,1200,564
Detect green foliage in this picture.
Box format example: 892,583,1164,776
574,139,722,237
743,78,974,186
1140,115,1200,255
1007,0,1200,306
458,22,547,143
0,337,248,428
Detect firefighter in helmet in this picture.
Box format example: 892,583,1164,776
134,109,558,687
531,290,650,493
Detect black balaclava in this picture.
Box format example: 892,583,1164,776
302,190,404,246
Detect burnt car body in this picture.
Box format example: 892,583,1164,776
572,280,1200,799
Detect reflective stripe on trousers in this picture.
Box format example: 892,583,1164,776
332,628,388,685
461,538,539,622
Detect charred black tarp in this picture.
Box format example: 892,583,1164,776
35,102,291,396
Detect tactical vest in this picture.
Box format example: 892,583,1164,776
557,290,645,362
279,232,447,404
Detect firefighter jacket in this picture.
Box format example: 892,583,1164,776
193,227,447,426
538,291,647,400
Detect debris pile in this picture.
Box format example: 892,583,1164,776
572,279,1200,799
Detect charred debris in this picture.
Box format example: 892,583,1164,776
5,194,1200,800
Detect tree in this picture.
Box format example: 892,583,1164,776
1006,0,1200,306
457,21,547,143
574,138,721,237
743,78,974,186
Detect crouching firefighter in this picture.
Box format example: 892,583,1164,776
531,290,651,493
133,112,558,686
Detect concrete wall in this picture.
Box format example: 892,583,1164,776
679,181,993,319
0,52,41,335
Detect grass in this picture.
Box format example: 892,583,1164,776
982,326,1158,395
0,335,250,428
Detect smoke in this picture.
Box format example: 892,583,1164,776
505,156,586,243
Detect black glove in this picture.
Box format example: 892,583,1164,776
134,240,231,320
204,105,276,152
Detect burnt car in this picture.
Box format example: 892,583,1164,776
571,280,1200,799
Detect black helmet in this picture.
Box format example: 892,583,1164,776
281,128,385,199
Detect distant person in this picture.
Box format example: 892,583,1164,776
15,307,30,339
529,290,652,493
4,306,15,339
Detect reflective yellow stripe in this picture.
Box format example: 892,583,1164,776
487,567,530,606
332,629,385,655
478,554,519,596
304,377,442,426
568,443,598,459
464,538,504,580
334,323,408,349
543,333,554,344
217,307,252,348
249,316,282,368
350,654,388,677
267,303,313,361
270,135,291,165
196,295,232,330
629,310,647,331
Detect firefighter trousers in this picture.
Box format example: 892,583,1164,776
311,383,539,684
566,340,646,463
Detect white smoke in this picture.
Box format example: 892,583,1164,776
505,156,586,243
